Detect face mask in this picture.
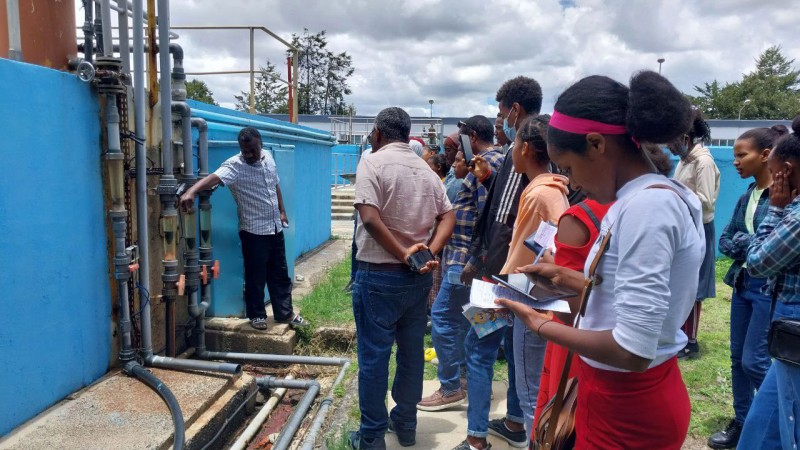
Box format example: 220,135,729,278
503,108,517,142
675,135,690,158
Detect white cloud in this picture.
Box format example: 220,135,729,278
78,0,800,116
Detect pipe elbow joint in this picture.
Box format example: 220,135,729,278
171,101,191,117
191,118,208,132
168,43,184,64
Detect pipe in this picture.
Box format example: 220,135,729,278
190,109,336,142
100,0,114,56
193,118,209,177
256,376,321,450
131,0,153,358
197,351,349,367
202,121,335,148
229,375,293,450
91,0,180,39
300,361,351,450
208,140,296,150
172,102,194,179
94,3,104,57
156,0,178,357
82,0,94,64
127,363,185,450
147,355,241,374
6,0,22,61
115,0,131,75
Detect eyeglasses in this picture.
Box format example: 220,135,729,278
367,128,376,145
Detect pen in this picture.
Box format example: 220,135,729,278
526,246,548,293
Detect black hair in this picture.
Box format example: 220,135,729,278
517,114,551,164
375,107,412,142
738,124,790,150
772,115,800,163
429,153,450,178
238,126,262,144
460,115,494,143
548,71,692,155
641,143,674,177
687,108,711,145
495,76,543,115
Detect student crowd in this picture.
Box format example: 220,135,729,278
346,70,800,450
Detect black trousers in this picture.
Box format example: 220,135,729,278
239,230,294,321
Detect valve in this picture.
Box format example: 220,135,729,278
77,60,96,83
177,274,186,296
201,265,208,285
212,260,220,279
200,261,220,284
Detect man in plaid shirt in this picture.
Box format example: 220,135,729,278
418,115,504,411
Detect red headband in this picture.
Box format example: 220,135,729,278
550,111,627,135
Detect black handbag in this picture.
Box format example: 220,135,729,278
768,275,800,367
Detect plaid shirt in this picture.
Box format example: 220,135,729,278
444,148,505,267
214,152,283,235
747,196,800,303
719,183,771,287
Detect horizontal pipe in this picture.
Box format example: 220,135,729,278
197,351,349,367
228,375,292,450
205,122,334,147
128,363,185,450
191,109,335,142
208,140,295,150
147,355,242,375
299,361,351,450
256,376,319,391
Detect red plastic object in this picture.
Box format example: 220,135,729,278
212,260,220,279
177,275,185,296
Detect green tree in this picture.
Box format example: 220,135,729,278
185,79,218,105
234,61,289,114
290,29,355,115
688,46,800,119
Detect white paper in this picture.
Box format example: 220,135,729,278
469,279,571,313
532,221,558,253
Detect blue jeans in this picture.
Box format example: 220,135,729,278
465,323,524,438
514,316,547,433
352,265,433,440
431,264,471,392
730,273,773,424
739,301,800,449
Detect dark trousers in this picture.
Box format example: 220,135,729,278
353,264,432,440
239,230,294,321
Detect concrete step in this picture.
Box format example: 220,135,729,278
2,368,255,450
332,207,354,215
332,213,355,221
332,199,354,207
331,195,355,202
205,317,298,355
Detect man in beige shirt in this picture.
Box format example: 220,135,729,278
350,107,455,449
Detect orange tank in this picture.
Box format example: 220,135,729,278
0,0,77,71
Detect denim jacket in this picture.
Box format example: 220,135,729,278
747,196,800,304
719,183,770,287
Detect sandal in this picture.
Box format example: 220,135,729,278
250,317,268,330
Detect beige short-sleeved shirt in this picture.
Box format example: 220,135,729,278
354,142,453,264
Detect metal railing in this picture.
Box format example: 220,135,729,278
331,152,360,187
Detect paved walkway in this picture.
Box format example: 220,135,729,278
386,380,517,450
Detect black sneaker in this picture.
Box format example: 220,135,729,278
487,418,527,448
388,421,416,447
677,342,700,360
349,431,387,450
707,419,742,449
453,439,492,450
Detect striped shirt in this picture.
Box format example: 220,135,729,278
747,197,800,304
214,152,283,235
444,148,505,267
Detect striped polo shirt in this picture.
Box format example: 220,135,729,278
214,152,283,235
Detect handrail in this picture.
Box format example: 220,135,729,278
170,26,299,120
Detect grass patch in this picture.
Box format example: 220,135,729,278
680,257,735,439
295,257,354,345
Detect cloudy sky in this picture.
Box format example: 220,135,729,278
79,0,800,118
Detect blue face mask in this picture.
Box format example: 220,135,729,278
503,108,517,142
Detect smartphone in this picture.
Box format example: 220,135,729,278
458,133,474,162
407,248,435,273
492,274,576,302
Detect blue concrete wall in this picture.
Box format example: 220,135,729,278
0,59,111,435
331,144,360,185
187,101,333,317
708,146,751,254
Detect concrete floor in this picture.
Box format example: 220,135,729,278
0,368,254,450
386,381,517,450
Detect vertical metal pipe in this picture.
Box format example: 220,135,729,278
131,0,152,357
292,50,299,123
100,0,114,56
5,0,22,61
94,3,104,56
116,0,131,75
249,27,255,114
82,0,94,63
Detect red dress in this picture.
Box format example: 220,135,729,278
532,200,611,433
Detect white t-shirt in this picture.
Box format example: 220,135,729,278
580,173,705,371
